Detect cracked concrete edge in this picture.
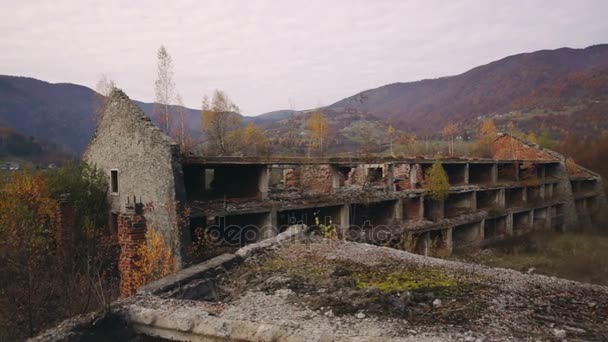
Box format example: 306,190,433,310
235,224,309,259
26,311,103,342
137,253,241,296
137,224,309,296
30,225,310,341
121,296,385,342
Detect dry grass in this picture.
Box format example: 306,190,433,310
460,230,608,286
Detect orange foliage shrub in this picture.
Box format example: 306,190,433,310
132,227,177,289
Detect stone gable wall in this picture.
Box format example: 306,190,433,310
83,89,188,266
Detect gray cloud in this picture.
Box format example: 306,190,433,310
1,0,607,115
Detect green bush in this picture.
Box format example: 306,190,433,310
47,162,108,231
425,161,450,201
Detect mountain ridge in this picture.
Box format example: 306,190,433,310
1,44,607,156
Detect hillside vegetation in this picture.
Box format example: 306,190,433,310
1,45,607,156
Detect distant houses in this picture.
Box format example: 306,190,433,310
0,161,58,171
0,161,21,171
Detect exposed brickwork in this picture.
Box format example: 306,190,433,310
493,135,556,160
118,205,147,298
285,168,300,188
345,166,366,187
300,165,334,193
393,164,413,191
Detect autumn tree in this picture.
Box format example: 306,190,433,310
420,130,433,155
425,161,450,201
0,171,60,337
526,132,538,144
343,121,383,156
539,128,557,150
0,166,118,339
443,123,458,156
396,133,417,154
94,74,116,121
476,119,498,157
154,45,176,134
243,123,270,156
172,94,195,154
201,89,241,155
132,227,177,290
307,110,330,156
387,125,396,156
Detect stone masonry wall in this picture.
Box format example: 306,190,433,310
83,89,188,267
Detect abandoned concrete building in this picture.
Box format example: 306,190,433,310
34,89,608,341
85,89,605,268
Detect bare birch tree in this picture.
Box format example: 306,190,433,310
201,90,241,155
94,74,116,122
154,45,175,133
173,94,194,154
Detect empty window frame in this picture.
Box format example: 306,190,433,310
110,169,119,194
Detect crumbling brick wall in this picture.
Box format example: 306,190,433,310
394,164,412,190
345,166,366,187
285,168,300,188
83,89,188,267
300,165,334,193
117,205,147,298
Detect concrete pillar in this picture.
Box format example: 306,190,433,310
331,166,341,192
540,184,546,200
393,199,403,220
340,204,350,239
522,187,528,203
498,188,506,208
529,210,535,231
491,163,498,183
479,219,485,242
445,228,454,256
422,231,430,257
539,165,546,181
438,199,446,220
260,209,278,240
464,163,470,185
258,166,269,200
410,163,421,188
470,191,477,211
387,164,396,191
506,213,514,236
419,194,425,219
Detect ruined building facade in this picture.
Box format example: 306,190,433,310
85,90,606,267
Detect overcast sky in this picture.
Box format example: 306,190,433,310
1,0,607,115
